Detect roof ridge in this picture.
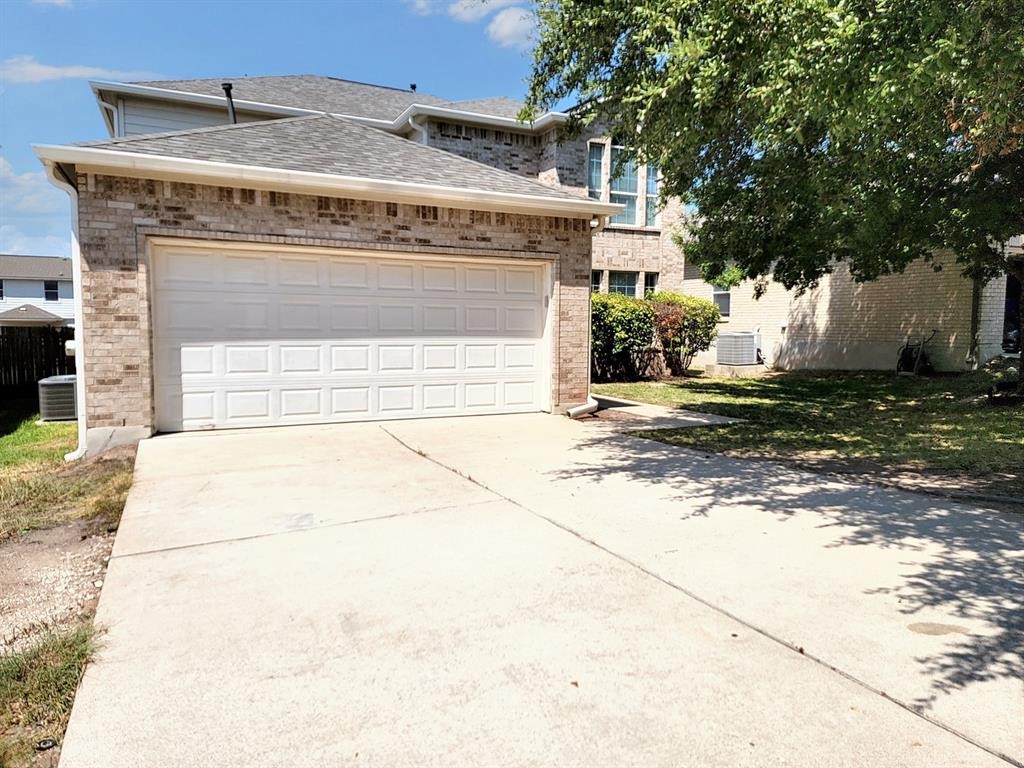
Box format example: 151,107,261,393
77,114,326,147
134,74,431,97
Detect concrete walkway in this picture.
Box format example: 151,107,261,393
60,415,1023,767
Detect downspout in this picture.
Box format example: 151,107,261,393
408,115,429,145
42,160,88,461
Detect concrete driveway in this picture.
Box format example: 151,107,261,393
61,414,1023,767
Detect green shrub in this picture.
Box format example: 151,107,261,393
647,291,720,374
590,293,656,382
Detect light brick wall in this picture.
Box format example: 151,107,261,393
76,173,592,431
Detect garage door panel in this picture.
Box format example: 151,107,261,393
154,247,548,431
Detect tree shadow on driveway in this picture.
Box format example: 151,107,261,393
548,428,1024,713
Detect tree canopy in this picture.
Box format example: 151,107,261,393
523,0,1024,291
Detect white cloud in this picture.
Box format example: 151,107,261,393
447,0,518,23
404,0,438,14
486,6,534,49
0,157,67,217
0,225,70,257
32,0,73,6
0,55,154,84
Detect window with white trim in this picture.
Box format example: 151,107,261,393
713,285,731,317
44,280,58,302
587,140,660,228
644,272,659,295
608,271,638,297
587,144,603,200
645,165,660,226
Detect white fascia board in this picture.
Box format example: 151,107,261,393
33,144,623,218
88,80,567,134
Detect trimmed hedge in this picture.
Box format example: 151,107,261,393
590,293,656,382
590,291,719,381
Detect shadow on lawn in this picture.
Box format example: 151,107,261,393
0,389,40,438
549,428,1024,713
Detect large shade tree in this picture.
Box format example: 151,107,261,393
523,0,1024,361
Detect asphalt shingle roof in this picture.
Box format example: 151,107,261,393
80,115,588,202
133,75,450,122
0,255,72,280
0,304,64,323
129,76,533,123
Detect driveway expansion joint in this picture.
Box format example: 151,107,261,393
380,424,1022,768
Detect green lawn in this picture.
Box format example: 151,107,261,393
594,369,1023,496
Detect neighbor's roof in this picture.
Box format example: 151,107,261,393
132,76,451,122
37,115,620,218
0,255,72,280
0,304,64,324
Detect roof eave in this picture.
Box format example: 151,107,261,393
33,143,622,219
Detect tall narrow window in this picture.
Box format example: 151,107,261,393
591,270,603,293
644,272,659,295
0,279,4,300
587,144,603,200
44,280,58,301
713,285,731,317
645,165,659,226
609,143,638,225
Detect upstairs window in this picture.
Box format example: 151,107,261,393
44,280,59,302
587,144,603,200
609,143,638,225
608,271,638,297
645,165,660,226
0,279,4,300
588,140,660,228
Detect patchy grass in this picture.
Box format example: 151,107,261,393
0,397,135,541
0,621,97,766
594,369,1023,497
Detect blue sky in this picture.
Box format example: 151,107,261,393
0,0,539,257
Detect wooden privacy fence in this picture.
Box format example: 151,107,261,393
0,326,76,388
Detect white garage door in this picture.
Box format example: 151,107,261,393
152,243,550,432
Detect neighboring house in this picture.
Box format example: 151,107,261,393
0,254,75,327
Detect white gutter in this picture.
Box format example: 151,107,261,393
33,143,623,219
41,161,88,461
89,80,568,136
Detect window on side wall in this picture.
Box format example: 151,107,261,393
644,272,659,295
712,285,731,317
609,143,638,225
587,144,603,200
44,280,58,301
608,271,638,297
0,279,4,300
591,270,603,293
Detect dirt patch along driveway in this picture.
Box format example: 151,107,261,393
60,417,1020,768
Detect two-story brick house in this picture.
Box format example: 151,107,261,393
35,75,1015,454
86,76,1014,372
